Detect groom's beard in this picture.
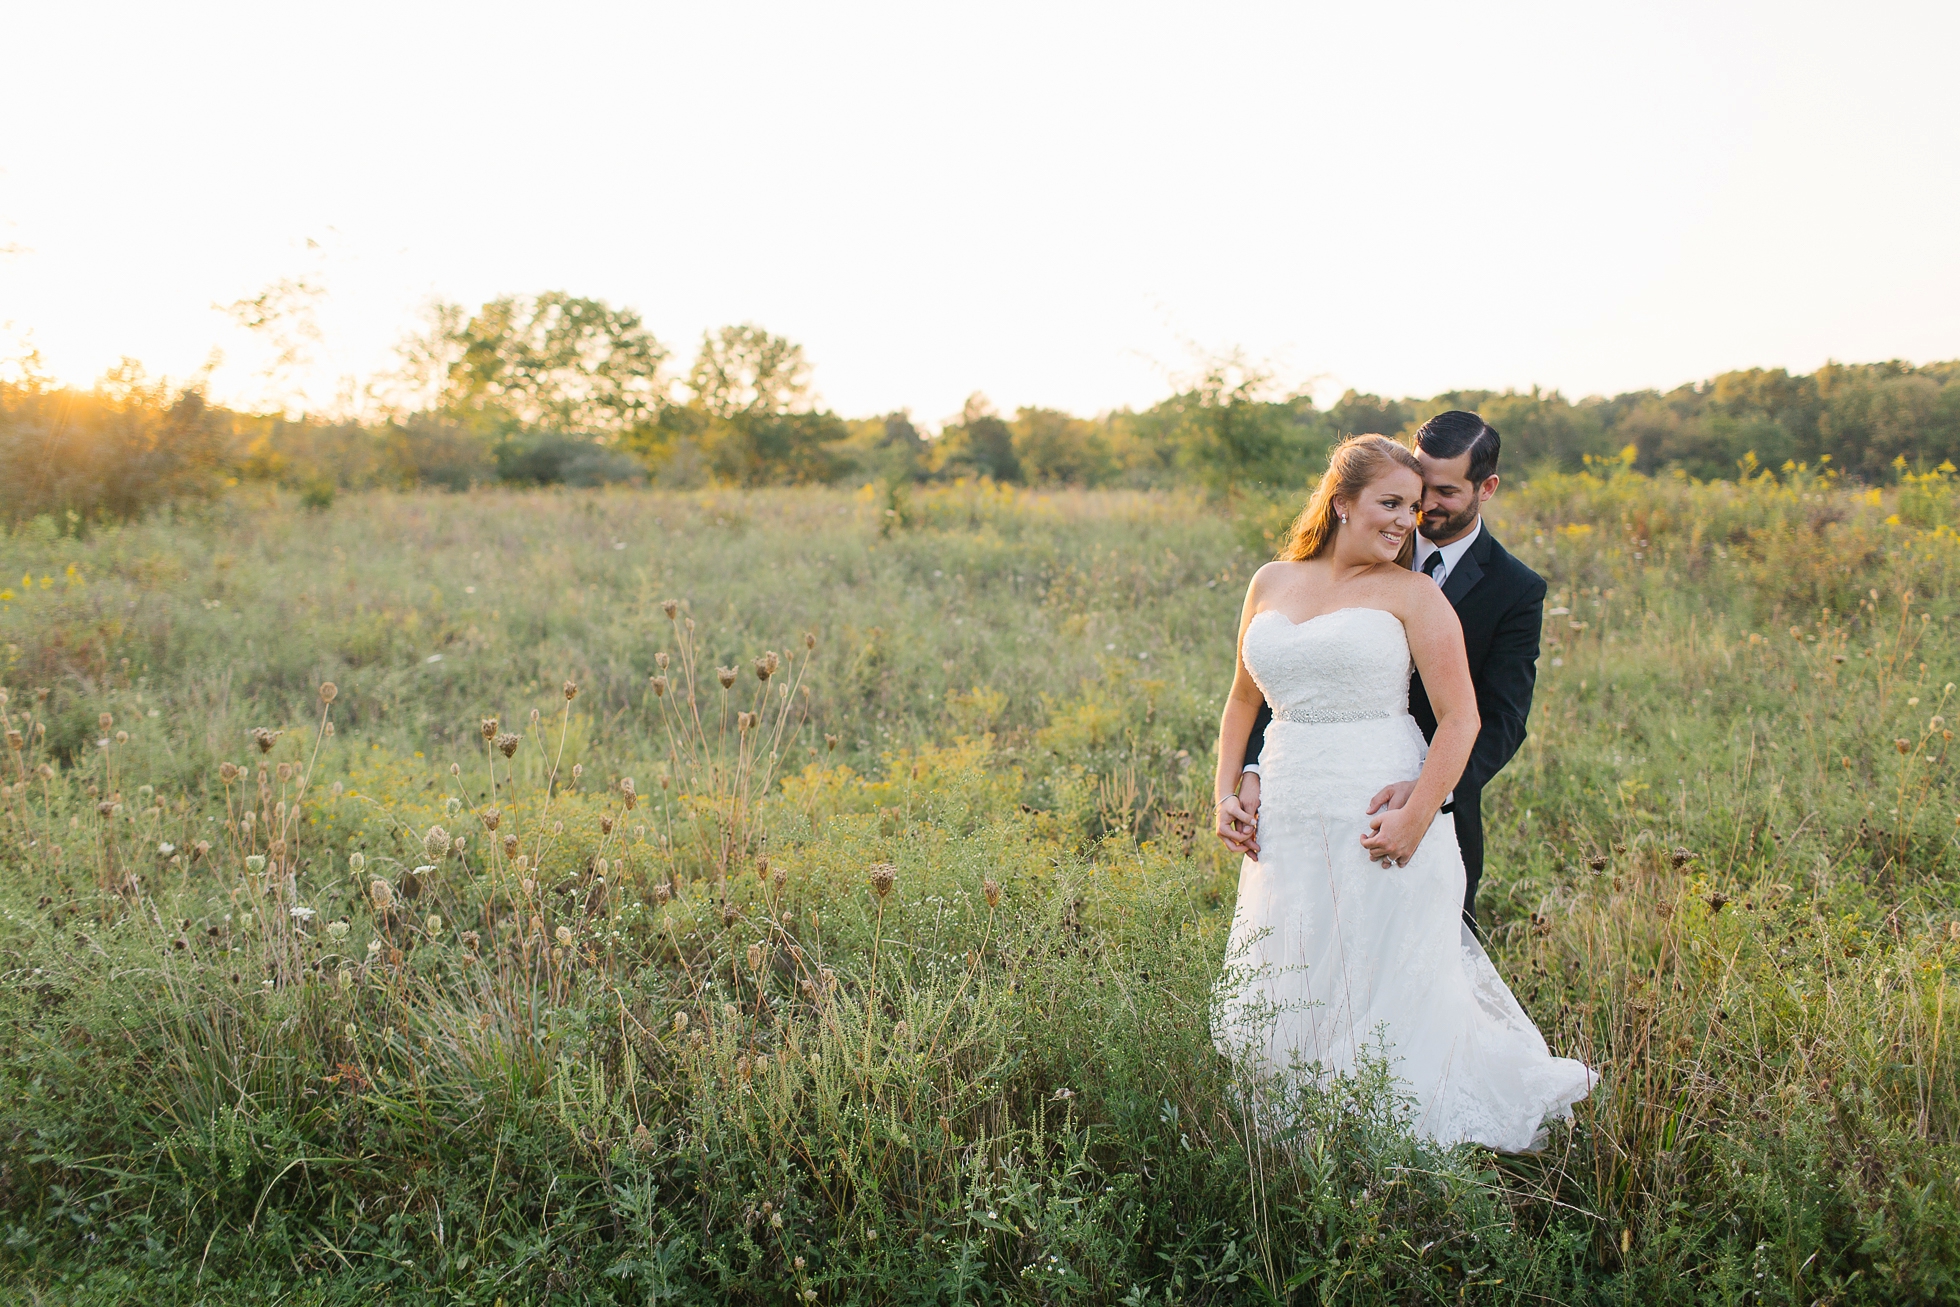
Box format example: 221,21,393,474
1419,499,1478,543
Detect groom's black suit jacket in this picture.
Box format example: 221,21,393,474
1242,525,1547,925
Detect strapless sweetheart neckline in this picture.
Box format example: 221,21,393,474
1250,605,1399,631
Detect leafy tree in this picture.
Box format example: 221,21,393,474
933,394,1023,483
430,292,667,437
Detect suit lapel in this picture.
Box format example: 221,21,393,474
1440,526,1490,607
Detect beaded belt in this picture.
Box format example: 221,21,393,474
1271,703,1394,724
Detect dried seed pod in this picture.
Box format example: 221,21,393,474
348,851,366,872
496,732,521,758
504,833,520,857
747,942,764,974
192,839,210,862
4,729,20,750
423,825,451,859
661,600,679,619
868,862,896,900
481,717,499,740
773,867,786,892
717,666,738,690
824,733,838,752
452,836,466,856
276,761,292,782
369,879,394,911
555,925,574,947
319,682,337,703
99,712,114,730
650,674,669,697
483,807,501,832
804,631,817,650
250,727,281,753
983,878,1001,908
563,681,579,701
655,651,670,669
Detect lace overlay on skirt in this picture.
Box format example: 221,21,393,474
1214,606,1597,1152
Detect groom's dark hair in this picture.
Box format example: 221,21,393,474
1416,411,1501,485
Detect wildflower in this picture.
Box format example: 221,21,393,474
983,878,1001,908
250,727,281,753
481,716,498,740
672,1010,688,1034
460,930,479,952
367,938,382,956
423,824,451,859
158,841,176,857
319,681,337,704
654,882,671,904
572,764,583,781
348,851,365,873
595,857,609,876
327,920,350,940
483,807,501,831
290,906,316,922
868,863,897,900
563,680,578,701
556,924,574,947
245,854,267,874
426,914,443,935
1670,848,1695,869
219,761,240,783
370,879,394,911
661,599,679,619
770,1211,783,1229
345,1022,358,1040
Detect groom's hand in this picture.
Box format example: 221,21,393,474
1215,773,1262,855
1365,780,1417,815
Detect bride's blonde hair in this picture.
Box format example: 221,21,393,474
1278,434,1422,566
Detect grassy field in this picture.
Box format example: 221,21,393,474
2,468,1959,1304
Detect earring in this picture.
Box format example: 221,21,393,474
1337,512,1348,525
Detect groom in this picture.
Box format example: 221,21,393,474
1220,411,1547,932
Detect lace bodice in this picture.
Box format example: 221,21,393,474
1243,607,1410,723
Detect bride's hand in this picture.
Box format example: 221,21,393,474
1360,802,1428,868
1215,774,1261,854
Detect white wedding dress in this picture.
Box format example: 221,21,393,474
1214,606,1596,1151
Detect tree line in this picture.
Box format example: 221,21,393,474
4,289,1957,525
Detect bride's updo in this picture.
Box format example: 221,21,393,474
1278,433,1422,565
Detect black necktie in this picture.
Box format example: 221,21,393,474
1422,552,1445,582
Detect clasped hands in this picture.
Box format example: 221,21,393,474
1215,776,1425,868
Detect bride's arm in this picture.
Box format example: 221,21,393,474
1362,577,1479,866
1213,569,1270,851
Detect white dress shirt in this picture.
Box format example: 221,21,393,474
1240,518,1483,781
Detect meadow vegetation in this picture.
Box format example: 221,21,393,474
2,464,1959,1303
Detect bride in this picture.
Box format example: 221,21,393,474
1210,434,1595,1152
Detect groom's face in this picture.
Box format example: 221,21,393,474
1417,449,1498,544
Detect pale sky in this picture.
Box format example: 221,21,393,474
3,1,1957,426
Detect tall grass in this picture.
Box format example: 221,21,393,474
1,468,1958,1303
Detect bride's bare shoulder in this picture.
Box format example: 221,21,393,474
1246,559,1308,600
1378,564,1452,620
